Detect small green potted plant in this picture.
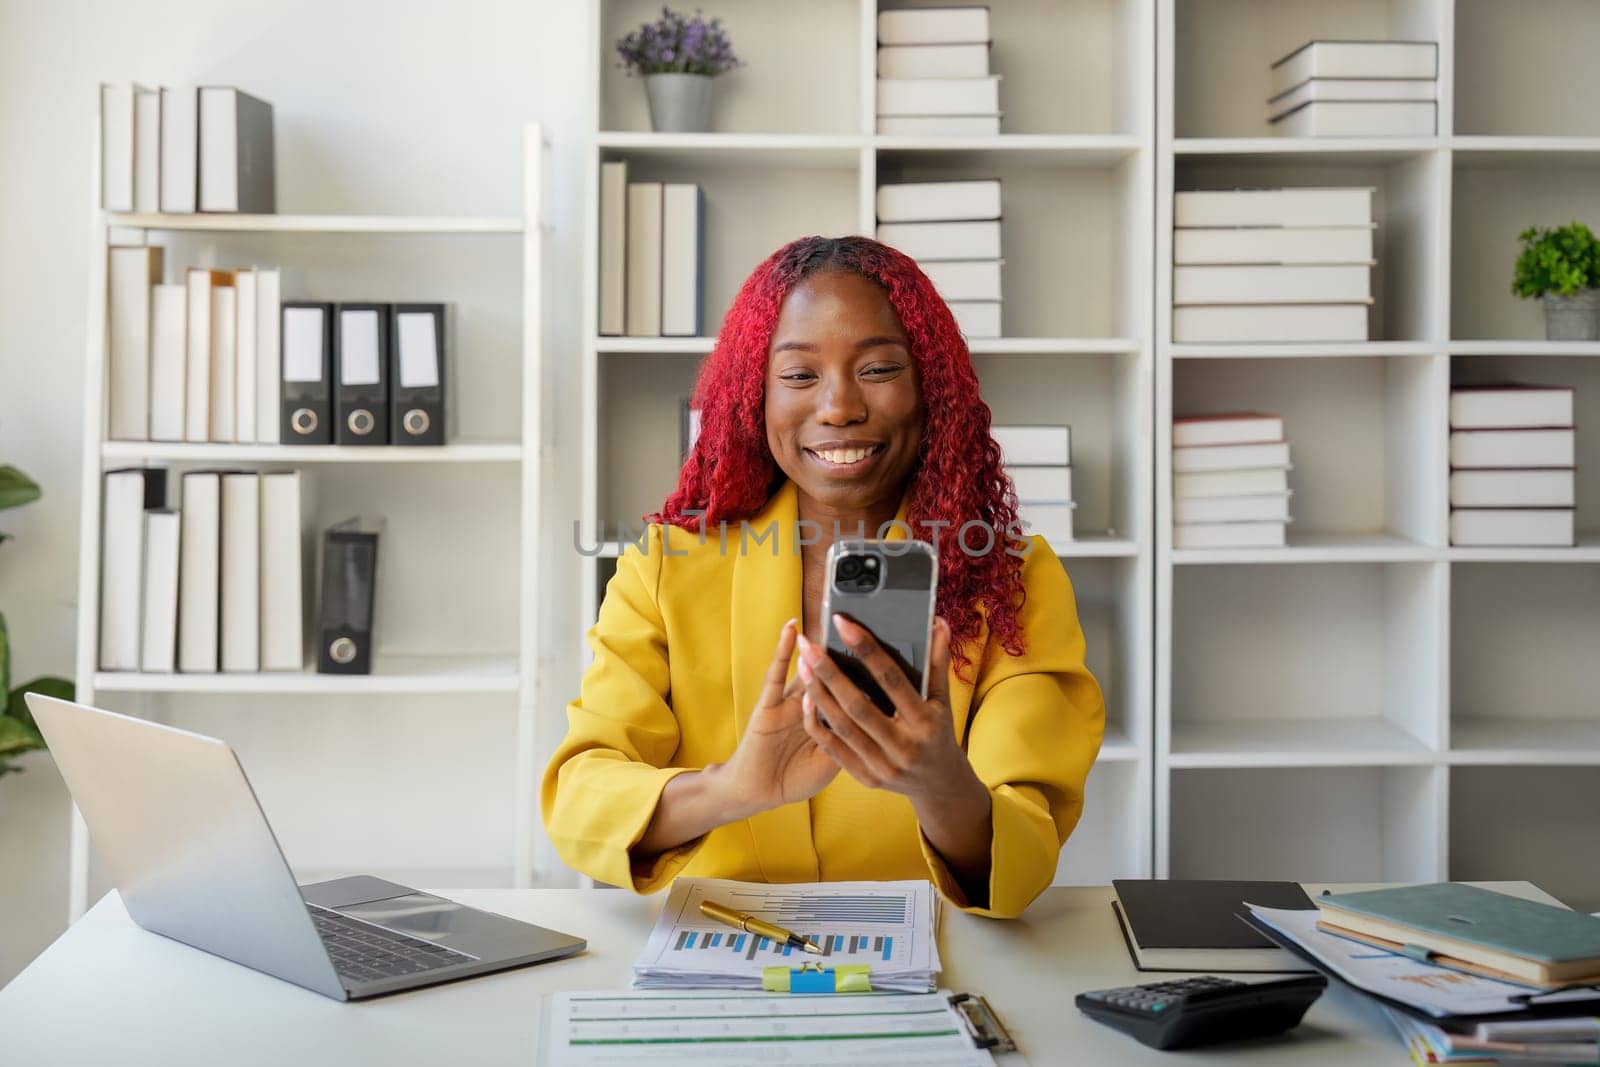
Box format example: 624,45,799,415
616,7,743,133
1512,222,1600,340
0,464,72,780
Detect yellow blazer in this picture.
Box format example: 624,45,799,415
540,480,1105,918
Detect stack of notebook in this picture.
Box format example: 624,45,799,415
1267,40,1439,137
876,6,999,136
994,425,1074,542
1449,384,1577,547
1172,187,1375,342
877,179,1002,338
1172,413,1292,549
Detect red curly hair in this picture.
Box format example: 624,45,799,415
649,235,1027,679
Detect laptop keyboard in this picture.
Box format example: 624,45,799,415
308,904,477,985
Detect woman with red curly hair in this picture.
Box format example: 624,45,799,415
541,236,1104,918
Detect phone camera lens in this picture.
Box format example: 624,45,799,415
838,557,862,580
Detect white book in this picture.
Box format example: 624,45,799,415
159,86,198,214
920,259,1002,302
1172,413,1285,448
1173,263,1371,305
255,268,281,443
878,6,990,45
1449,429,1575,469
148,283,187,441
208,281,237,442
132,85,161,214
1449,385,1574,429
1174,492,1293,524
139,510,180,673
1270,41,1439,96
98,470,149,671
1450,469,1575,509
1173,304,1368,343
1173,441,1291,473
183,269,214,441
877,44,990,79
233,270,257,442
198,86,274,213
1174,226,1374,265
948,300,1001,338
1451,509,1574,548
877,77,1000,117
877,114,1000,136
877,180,1001,222
178,471,221,673
1007,465,1072,503
1175,521,1287,549
100,83,135,212
1018,501,1074,543
1174,467,1291,499
220,472,260,672
1268,77,1438,120
625,182,663,337
107,246,163,441
661,184,704,337
1173,188,1372,229
260,471,311,671
992,425,1070,466
876,220,1001,260
1272,101,1436,138
599,161,628,336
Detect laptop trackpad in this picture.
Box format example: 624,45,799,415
339,893,477,948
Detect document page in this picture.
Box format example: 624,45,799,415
539,991,994,1066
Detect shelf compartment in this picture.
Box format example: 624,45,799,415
101,442,522,464
1173,0,1446,140
1060,557,1147,759
1171,563,1445,752
94,654,520,694
1171,356,1443,547
975,352,1146,543
1170,765,1444,882
1451,158,1600,340
1454,0,1600,138
599,0,861,135
1054,760,1147,884
877,150,1146,338
1451,766,1600,912
1174,153,1447,342
105,213,523,234
596,352,703,537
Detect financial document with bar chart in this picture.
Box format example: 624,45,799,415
632,878,941,992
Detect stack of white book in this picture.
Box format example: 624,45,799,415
98,468,312,674
1172,414,1292,549
1173,187,1375,343
1267,40,1438,137
994,425,1073,542
106,247,283,443
598,162,705,338
1449,384,1577,547
877,180,1002,338
877,6,999,136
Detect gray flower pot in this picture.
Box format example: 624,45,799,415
1543,289,1600,341
644,73,714,133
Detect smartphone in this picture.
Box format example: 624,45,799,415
819,538,938,716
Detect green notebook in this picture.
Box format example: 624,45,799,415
1316,882,1600,985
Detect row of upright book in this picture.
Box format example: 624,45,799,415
598,163,704,337
1173,187,1374,343
100,83,275,213
876,6,998,136
1268,40,1438,138
877,180,1003,339
1450,384,1576,547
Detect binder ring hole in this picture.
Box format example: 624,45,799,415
348,410,375,435
291,408,319,435
329,637,358,665
402,409,430,436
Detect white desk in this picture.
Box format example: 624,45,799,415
0,882,1558,1065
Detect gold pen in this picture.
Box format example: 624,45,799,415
699,900,823,955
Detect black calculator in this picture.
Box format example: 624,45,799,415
1075,974,1328,1050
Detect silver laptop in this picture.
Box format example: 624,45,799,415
28,694,586,1001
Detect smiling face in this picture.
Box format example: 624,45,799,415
764,270,925,528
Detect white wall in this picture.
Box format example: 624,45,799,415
0,0,591,985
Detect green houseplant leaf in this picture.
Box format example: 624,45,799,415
0,465,42,512
1512,222,1600,299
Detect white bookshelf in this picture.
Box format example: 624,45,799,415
567,0,1155,887
70,125,549,919
1157,0,1600,909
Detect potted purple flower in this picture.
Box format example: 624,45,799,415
616,7,743,133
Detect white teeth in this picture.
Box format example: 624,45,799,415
813,447,876,465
